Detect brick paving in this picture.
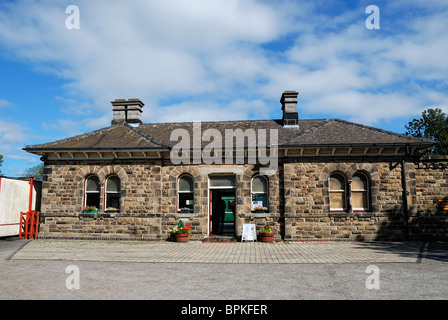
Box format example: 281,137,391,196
10,240,422,264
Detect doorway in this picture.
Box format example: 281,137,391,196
208,175,236,237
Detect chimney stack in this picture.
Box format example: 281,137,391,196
111,99,144,125
281,90,299,127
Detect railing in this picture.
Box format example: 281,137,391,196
19,210,40,239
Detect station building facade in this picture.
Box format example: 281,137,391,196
24,91,448,241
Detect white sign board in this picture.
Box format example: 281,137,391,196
241,223,257,242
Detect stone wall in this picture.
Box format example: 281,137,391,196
39,160,165,240
283,158,448,241
37,157,448,241
38,160,280,240
408,160,448,240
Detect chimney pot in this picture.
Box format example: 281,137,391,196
280,90,299,127
111,99,144,125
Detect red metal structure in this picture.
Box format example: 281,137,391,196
19,210,40,239
17,177,40,239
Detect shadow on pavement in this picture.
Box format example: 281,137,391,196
352,241,448,263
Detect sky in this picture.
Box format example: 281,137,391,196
0,0,447,177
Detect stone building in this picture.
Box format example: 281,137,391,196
24,91,448,241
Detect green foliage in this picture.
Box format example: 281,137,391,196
0,154,3,175
23,163,44,180
259,222,273,235
405,108,448,156
171,219,192,234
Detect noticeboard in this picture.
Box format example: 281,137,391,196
242,223,257,242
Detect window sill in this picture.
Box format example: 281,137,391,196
177,212,195,218
79,212,118,218
249,212,269,218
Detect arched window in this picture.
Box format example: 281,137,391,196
329,173,347,211
105,175,121,211
251,175,268,212
85,175,100,209
352,173,369,211
178,175,194,213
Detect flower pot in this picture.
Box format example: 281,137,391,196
259,233,274,242
173,233,189,242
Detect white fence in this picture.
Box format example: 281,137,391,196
0,177,42,237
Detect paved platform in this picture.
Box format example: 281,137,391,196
10,239,423,264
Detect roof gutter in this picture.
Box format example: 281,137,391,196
23,147,170,153
278,142,434,149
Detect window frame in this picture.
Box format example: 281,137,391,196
329,172,347,212
104,175,121,212
251,175,269,213
351,172,370,212
84,175,101,210
177,174,194,213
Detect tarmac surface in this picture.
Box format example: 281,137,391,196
1,238,448,301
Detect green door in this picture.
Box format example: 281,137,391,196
221,195,235,222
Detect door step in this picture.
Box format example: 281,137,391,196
202,236,237,243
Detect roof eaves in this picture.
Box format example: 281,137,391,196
279,141,434,148
22,146,169,153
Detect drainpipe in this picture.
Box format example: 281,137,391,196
401,145,410,241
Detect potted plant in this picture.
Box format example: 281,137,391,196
105,207,118,213
259,222,274,242
171,218,192,242
253,205,267,213
83,206,98,213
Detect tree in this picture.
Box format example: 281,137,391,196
23,163,44,180
405,108,448,156
0,154,3,176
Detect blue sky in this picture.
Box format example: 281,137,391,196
0,0,447,177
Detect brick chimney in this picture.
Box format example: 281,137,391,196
111,99,144,125
280,90,299,127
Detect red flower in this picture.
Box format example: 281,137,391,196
185,224,192,229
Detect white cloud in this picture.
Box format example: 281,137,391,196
0,0,447,132
0,120,26,144
6,153,37,164
306,91,421,125
0,99,10,107
146,99,271,123
0,0,286,108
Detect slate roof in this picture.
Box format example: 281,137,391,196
25,123,169,151
24,118,433,152
283,118,433,147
